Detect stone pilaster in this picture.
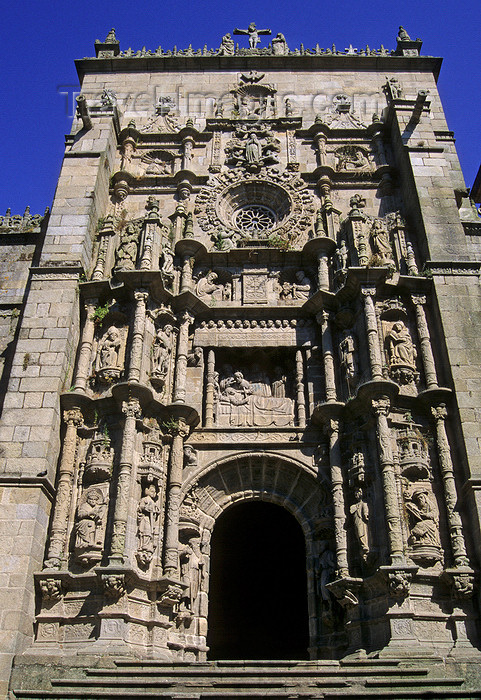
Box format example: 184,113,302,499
173,311,193,404
295,350,306,428
371,396,405,566
109,397,141,565
325,418,349,577
205,349,216,428
317,311,337,402
44,408,83,569
431,404,470,567
72,298,97,393
411,294,438,389
163,418,190,576
127,290,148,383
362,286,383,380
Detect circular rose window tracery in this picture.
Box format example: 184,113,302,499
234,205,276,233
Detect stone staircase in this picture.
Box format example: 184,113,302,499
11,658,481,699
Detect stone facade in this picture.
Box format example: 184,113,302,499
2,24,481,698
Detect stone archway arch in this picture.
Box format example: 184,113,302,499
178,452,332,658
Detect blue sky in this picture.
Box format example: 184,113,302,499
1,0,480,215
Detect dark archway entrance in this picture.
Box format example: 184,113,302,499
207,500,309,660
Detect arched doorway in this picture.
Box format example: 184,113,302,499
207,500,309,660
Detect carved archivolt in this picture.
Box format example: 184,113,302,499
194,169,315,249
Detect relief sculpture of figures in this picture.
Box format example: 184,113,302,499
74,488,106,565
233,22,271,49
115,223,139,271
215,366,293,427
196,271,230,301
136,483,160,568
279,271,313,300
217,32,235,56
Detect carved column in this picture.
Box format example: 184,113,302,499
109,397,141,564
128,290,148,383
325,419,349,577
371,396,405,565
180,255,193,293
361,286,383,381
317,251,330,291
164,418,190,576
173,311,193,404
44,408,83,568
295,350,306,428
317,311,337,402
139,222,155,270
431,404,469,567
73,298,98,392
205,349,216,428
411,294,438,389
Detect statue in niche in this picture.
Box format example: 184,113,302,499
136,482,160,567
350,487,370,561
196,271,230,301
160,239,174,279
151,324,173,383
272,32,288,55
215,367,293,427
339,332,358,394
95,325,123,384
245,133,262,164
183,444,198,468
74,488,106,563
179,536,204,612
385,321,416,369
405,486,443,565
217,32,235,56
225,125,280,170
336,240,349,271
370,219,394,265
97,326,121,369
187,346,203,367
335,145,369,172
115,223,139,271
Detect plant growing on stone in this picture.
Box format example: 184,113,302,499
91,302,110,326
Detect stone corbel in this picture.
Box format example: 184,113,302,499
99,572,127,600
442,568,475,601
38,577,64,602
380,565,418,598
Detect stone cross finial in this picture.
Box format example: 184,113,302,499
233,22,271,49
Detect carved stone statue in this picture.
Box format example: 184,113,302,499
370,219,394,265
272,32,288,55
405,487,441,549
233,22,271,49
350,488,370,561
115,223,139,271
318,542,336,602
245,133,262,164
218,33,235,56
151,324,173,382
335,145,369,171
136,483,160,567
339,332,358,393
336,240,349,271
272,367,287,398
179,537,204,612
183,444,198,467
293,271,313,300
95,326,122,384
74,488,106,563
386,321,416,368
196,271,229,301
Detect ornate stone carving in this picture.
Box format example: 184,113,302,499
136,482,160,568
316,94,367,129
74,486,108,565
141,150,174,175
334,145,370,172
279,271,313,300
339,332,359,395
318,542,336,602
84,430,114,481
233,23,271,49
179,535,204,613
39,578,64,602
370,219,394,266
195,270,231,301
101,574,126,599
217,33,235,55
387,569,412,597
183,444,198,468
225,125,280,171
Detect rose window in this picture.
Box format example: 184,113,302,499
234,205,276,233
